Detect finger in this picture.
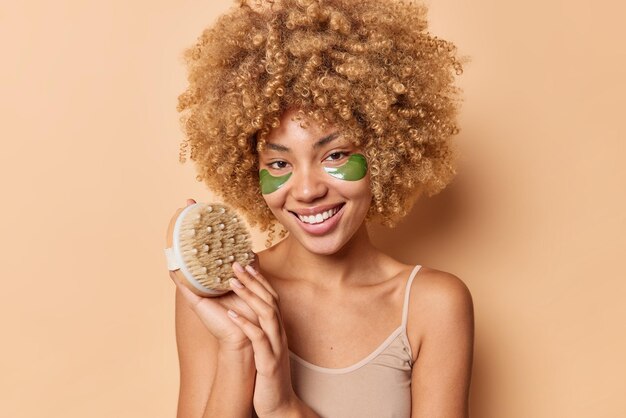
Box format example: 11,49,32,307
170,270,261,326
234,265,285,342
250,252,260,271
227,309,277,370
229,276,284,354
232,262,277,305
244,263,279,302
233,261,279,303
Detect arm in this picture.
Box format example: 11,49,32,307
409,272,475,418
175,285,256,418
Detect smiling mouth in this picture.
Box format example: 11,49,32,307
289,203,345,225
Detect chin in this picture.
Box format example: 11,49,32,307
285,222,361,256
298,236,346,256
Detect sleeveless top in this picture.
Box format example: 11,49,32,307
287,265,422,418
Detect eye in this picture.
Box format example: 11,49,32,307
325,151,348,161
268,160,289,170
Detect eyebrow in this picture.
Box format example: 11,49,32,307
266,132,340,152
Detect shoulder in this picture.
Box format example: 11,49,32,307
406,267,474,414
412,267,473,310
406,266,474,359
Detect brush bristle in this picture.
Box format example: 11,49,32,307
177,203,254,292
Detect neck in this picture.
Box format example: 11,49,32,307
277,223,383,287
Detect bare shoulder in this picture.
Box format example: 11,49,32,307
413,266,473,308
407,266,474,359
406,266,474,414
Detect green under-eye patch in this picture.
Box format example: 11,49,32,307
259,169,292,194
323,154,368,181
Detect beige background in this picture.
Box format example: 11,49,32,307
1,0,624,417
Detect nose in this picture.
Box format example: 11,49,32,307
289,167,328,203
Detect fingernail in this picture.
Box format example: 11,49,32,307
233,262,244,273
230,278,244,289
227,309,238,318
245,265,256,275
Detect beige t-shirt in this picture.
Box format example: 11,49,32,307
286,265,422,418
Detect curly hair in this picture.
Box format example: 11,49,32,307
177,0,467,234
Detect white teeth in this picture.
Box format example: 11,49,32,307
296,206,340,225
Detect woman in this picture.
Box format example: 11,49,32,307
170,0,474,417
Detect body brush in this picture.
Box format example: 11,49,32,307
164,202,254,297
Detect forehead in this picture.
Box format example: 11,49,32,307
265,109,337,145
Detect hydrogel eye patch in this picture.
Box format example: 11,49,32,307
323,154,368,181
259,169,292,194
258,153,367,194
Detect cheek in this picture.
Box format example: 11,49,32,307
261,188,288,214
332,174,372,202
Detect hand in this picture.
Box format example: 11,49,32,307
227,262,300,417
168,198,260,352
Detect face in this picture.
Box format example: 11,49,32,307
258,109,372,255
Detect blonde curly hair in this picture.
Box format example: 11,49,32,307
177,0,467,235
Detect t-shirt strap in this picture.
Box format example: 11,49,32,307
401,265,423,329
